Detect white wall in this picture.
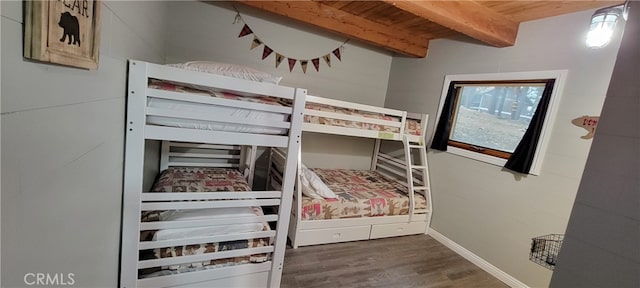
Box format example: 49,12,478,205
385,10,621,287
164,1,394,170
1,1,168,287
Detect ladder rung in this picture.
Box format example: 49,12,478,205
411,165,427,169
409,145,424,149
414,209,429,214
413,186,429,191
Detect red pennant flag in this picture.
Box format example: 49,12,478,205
300,60,308,74
275,53,284,68
312,58,320,72
238,24,253,38
262,46,274,60
322,54,331,67
288,58,297,72
332,48,342,61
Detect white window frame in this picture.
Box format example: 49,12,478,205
435,70,568,175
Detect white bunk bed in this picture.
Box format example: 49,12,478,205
269,95,433,248
120,60,305,288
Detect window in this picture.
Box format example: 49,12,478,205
432,71,567,175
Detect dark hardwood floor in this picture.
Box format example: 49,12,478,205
281,234,509,288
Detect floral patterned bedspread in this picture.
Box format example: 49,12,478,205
139,167,270,277
301,169,428,220
150,167,251,193
304,102,421,136
149,80,284,107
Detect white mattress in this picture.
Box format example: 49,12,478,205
147,98,288,134
153,207,265,241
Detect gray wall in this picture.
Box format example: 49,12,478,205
385,10,622,287
164,1,394,170
2,1,394,286
1,1,168,287
550,3,640,287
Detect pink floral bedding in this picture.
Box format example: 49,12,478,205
150,167,251,193
149,80,284,107
301,169,428,220
304,102,421,136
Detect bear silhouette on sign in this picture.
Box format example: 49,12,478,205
58,12,80,46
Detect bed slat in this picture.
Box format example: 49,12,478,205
137,246,274,269
166,162,239,168
168,152,241,159
141,199,280,211
165,142,240,150
141,191,282,201
136,262,272,288
304,109,403,127
140,215,279,231
139,231,276,250
145,125,290,148
147,107,291,129
303,123,402,140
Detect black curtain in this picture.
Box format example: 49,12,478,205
430,82,458,151
504,79,555,174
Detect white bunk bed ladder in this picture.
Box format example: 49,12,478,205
403,135,431,222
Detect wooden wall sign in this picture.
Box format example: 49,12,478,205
24,0,101,70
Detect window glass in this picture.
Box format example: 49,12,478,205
449,82,547,158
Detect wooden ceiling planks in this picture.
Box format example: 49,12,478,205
234,0,430,57
478,1,624,22
231,0,624,58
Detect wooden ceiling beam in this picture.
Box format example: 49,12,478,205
233,0,431,57
383,0,519,47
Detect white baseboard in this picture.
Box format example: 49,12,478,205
429,229,529,288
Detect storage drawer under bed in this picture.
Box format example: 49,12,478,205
369,221,428,239
296,226,371,246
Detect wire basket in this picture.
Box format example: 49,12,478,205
530,234,564,270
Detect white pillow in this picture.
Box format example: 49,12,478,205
168,61,283,85
300,164,338,199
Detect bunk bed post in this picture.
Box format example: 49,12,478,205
399,111,407,136
268,88,306,288
402,135,416,222
160,141,170,171
371,139,382,171
420,114,429,145
246,146,257,188
266,149,273,191
120,60,148,288
290,145,305,249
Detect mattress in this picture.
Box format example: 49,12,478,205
300,169,428,220
146,81,288,134
139,167,271,278
305,102,422,136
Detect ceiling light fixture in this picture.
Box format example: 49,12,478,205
586,1,630,48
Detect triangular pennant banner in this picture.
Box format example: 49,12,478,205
288,58,297,72
332,48,342,61
275,53,284,68
238,24,253,38
250,36,263,50
234,12,347,73
262,46,274,60
322,54,331,67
